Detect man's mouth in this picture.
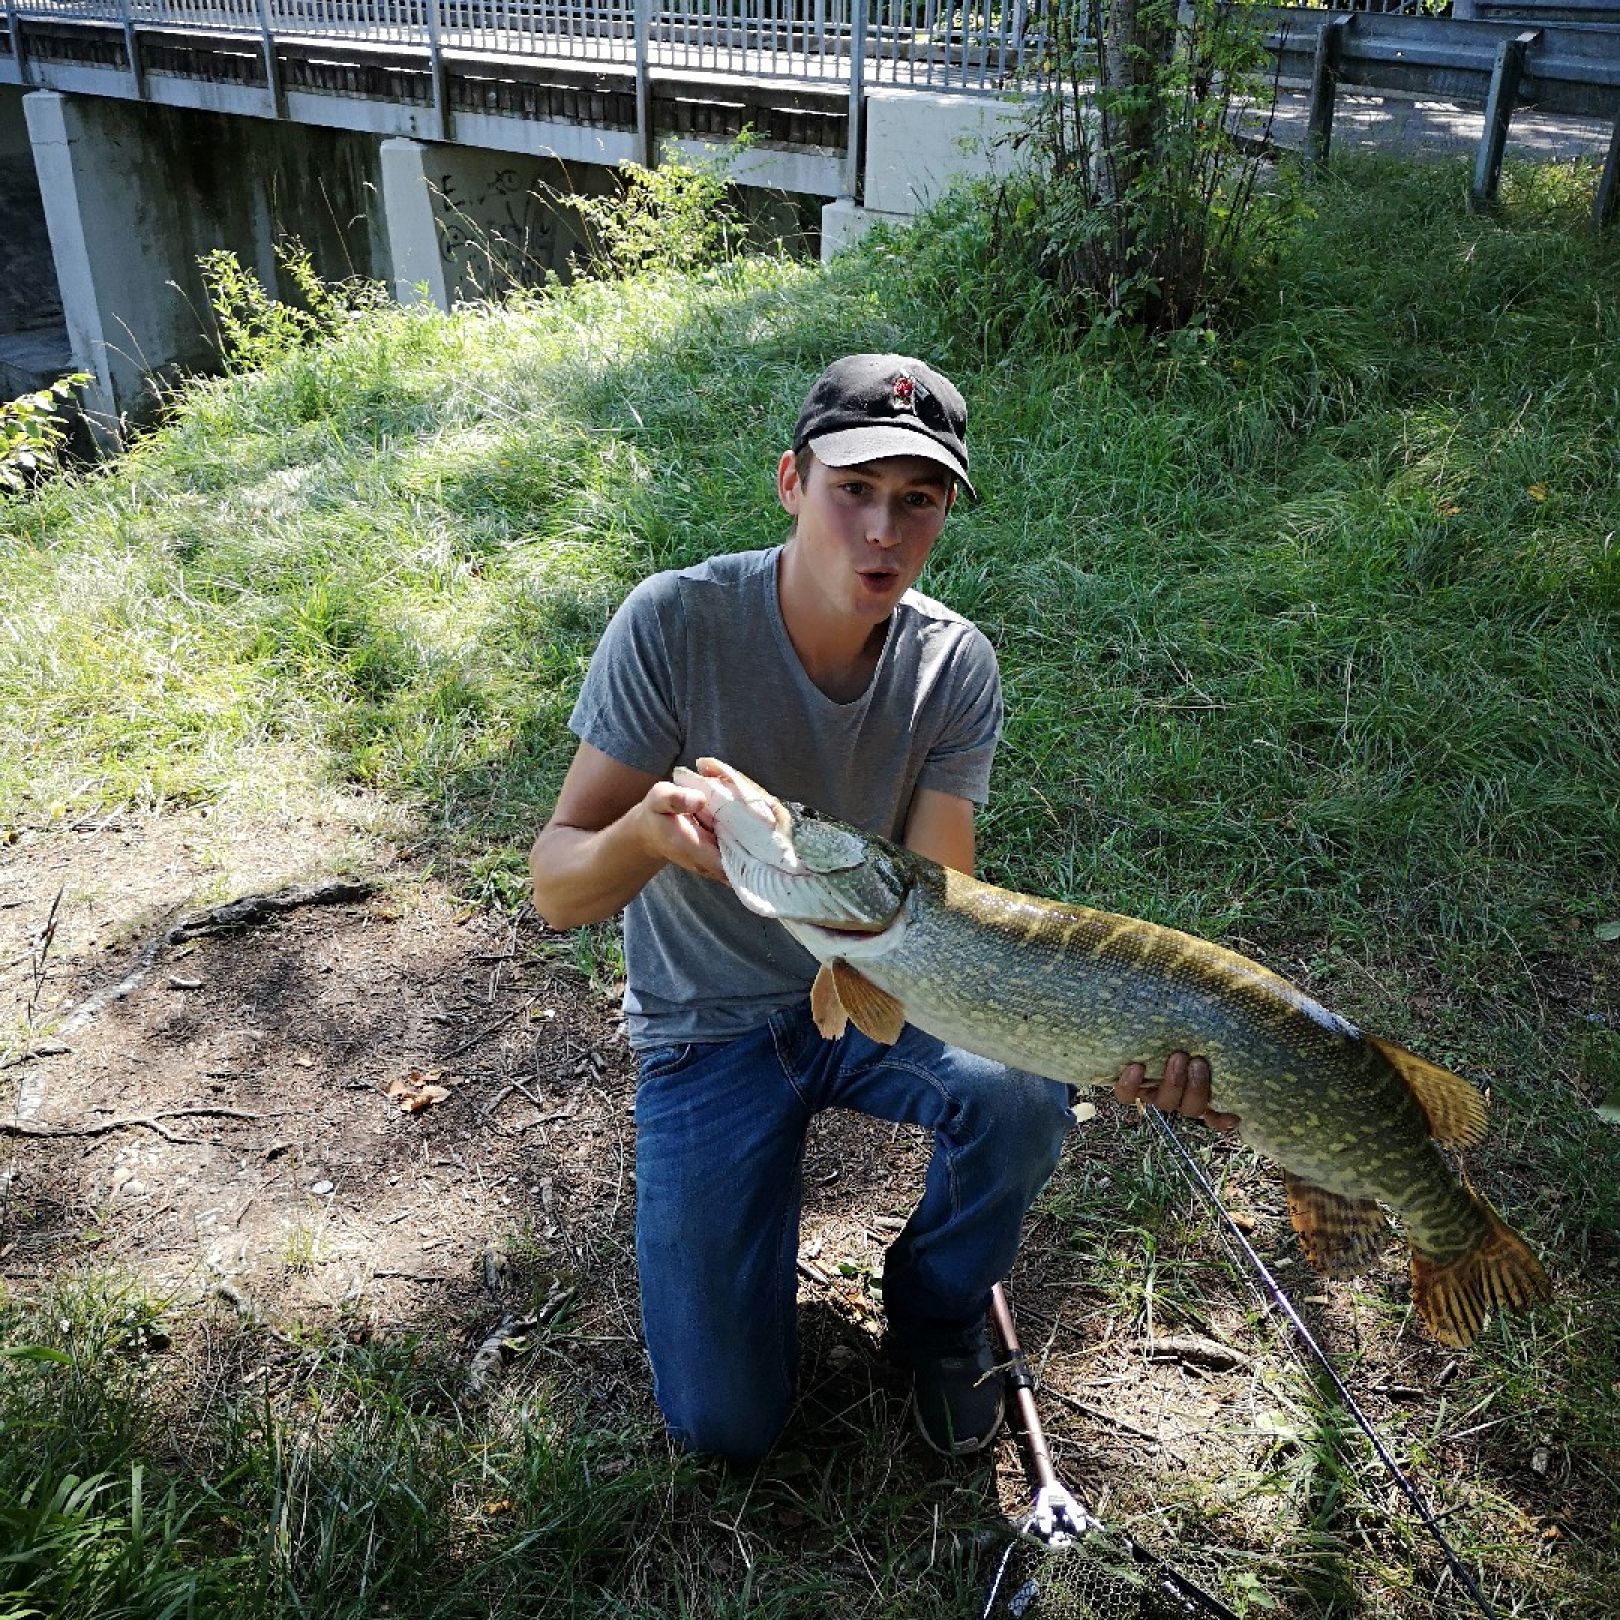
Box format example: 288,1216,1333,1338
858,566,900,588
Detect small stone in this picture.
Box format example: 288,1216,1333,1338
310,1180,334,1196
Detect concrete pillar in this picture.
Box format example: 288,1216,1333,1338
380,138,450,312
22,90,384,443
819,198,910,262
23,91,121,444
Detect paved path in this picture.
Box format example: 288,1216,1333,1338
1258,85,1614,164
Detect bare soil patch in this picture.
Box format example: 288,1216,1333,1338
0,812,1604,1615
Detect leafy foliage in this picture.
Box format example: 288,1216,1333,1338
1,373,89,496
570,155,743,279
200,239,387,373
1008,0,1294,335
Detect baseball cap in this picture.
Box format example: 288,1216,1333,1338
792,353,976,498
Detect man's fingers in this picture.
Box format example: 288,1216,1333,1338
1117,1052,1238,1130
1179,1054,1214,1120
1154,1050,1189,1115
1113,1062,1147,1105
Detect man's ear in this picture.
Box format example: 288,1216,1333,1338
777,449,802,514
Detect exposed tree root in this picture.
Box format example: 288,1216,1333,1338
0,1106,264,1143
61,879,375,1035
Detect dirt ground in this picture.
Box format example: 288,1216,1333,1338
1,810,1604,1613
0,808,942,1436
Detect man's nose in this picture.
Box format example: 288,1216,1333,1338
868,502,904,546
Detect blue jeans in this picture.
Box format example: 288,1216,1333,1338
633,1000,1075,1463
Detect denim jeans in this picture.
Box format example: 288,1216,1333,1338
633,999,1075,1463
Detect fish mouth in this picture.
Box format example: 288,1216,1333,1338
674,757,906,932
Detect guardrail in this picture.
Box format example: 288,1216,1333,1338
1253,4,1619,224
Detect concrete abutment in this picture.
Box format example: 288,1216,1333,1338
3,74,1020,436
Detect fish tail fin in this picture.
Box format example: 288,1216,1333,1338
1410,1196,1551,1348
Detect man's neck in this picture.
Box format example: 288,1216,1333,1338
776,547,889,704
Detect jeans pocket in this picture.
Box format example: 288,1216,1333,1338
636,1043,700,1085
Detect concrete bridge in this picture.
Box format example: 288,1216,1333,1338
1,0,1029,435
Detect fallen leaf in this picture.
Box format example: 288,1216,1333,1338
1527,483,1547,502
1438,500,1461,517
387,1068,452,1113
400,1085,450,1114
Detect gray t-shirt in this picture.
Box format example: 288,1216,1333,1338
568,545,1003,1046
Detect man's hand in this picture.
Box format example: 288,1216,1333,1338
1113,1051,1239,1132
636,779,727,884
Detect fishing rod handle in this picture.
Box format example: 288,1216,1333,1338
989,1282,1060,1493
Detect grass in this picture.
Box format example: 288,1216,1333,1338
2,150,1618,1616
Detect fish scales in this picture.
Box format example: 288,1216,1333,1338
675,758,1553,1347
876,866,1488,1263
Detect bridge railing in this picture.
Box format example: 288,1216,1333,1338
7,0,1056,89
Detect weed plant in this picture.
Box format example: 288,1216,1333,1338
1,152,1617,1617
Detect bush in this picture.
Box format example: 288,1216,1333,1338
1009,0,1294,335
1,373,89,496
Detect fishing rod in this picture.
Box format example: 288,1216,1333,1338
1142,1108,1504,1620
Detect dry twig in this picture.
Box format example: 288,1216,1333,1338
0,1106,264,1143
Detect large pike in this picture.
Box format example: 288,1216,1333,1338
674,758,1551,1349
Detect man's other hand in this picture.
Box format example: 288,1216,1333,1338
1113,1051,1239,1132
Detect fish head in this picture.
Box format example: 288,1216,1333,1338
673,757,908,933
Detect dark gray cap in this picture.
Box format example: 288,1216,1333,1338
792,353,975,498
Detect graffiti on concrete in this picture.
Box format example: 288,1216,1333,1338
436,164,568,295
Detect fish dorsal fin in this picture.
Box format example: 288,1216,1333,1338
1367,1035,1488,1148
1283,1171,1388,1277
810,962,848,1041
832,961,906,1046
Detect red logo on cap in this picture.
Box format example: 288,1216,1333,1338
892,374,915,412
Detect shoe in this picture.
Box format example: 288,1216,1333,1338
909,1326,1005,1457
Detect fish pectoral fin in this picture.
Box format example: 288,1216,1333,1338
1410,1194,1552,1348
810,962,848,1041
831,961,905,1046
1283,1172,1388,1277
1367,1035,1489,1148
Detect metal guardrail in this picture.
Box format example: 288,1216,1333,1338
1,0,1056,91
1252,4,1618,225
1256,5,1620,122
1458,0,1620,24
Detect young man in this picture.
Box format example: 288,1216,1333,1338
530,354,1229,1464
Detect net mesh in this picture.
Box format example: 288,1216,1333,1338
982,1530,1225,1620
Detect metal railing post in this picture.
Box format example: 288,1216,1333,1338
634,0,653,167
425,0,450,143
1470,28,1539,210
116,0,147,99
1306,12,1350,170
6,0,31,88
254,0,286,119
1595,102,1620,233
843,0,867,200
